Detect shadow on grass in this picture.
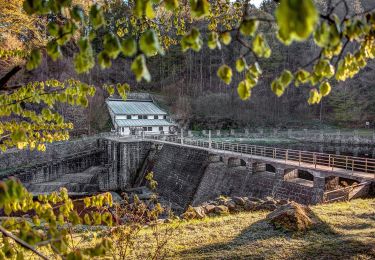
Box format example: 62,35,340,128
178,210,375,260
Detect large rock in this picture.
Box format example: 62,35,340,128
232,196,246,206
181,206,206,220
214,205,229,215
267,202,315,232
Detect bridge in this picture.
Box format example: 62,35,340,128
140,134,375,181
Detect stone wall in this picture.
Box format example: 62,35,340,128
0,137,104,187
192,160,317,206
150,144,210,210
99,139,152,191
0,137,101,173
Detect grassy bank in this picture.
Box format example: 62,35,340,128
124,199,375,259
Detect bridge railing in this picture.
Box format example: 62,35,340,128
142,134,375,176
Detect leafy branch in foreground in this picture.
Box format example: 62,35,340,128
2,0,373,102
0,178,113,259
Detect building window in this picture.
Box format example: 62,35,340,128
127,115,131,119
163,115,167,119
138,115,142,119
159,126,163,131
154,115,158,119
143,127,147,131
148,127,152,131
144,115,148,119
139,115,147,119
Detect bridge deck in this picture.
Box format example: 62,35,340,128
149,139,374,181
107,135,375,181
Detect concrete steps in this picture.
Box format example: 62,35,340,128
26,166,102,194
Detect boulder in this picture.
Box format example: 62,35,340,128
277,199,289,206
214,205,229,215
248,196,263,203
267,202,314,232
244,200,257,211
225,200,237,212
255,203,277,211
181,206,206,220
203,204,216,214
232,196,246,206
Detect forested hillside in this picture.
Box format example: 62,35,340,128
1,0,375,133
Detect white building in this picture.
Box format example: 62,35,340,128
106,95,175,136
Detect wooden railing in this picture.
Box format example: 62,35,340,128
142,135,375,176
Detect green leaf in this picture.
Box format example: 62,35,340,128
181,28,203,52
98,51,112,69
46,41,61,61
319,81,331,97
134,0,155,18
275,0,318,45
236,58,247,73
295,69,310,86
103,33,121,59
207,32,220,50
121,38,137,57
74,37,95,73
165,0,179,10
47,22,59,37
252,34,271,58
190,0,210,18
117,83,130,100
314,21,341,49
23,0,49,15
139,30,164,57
237,80,251,100
248,62,262,77
90,4,105,29
271,79,285,97
217,64,233,85
308,88,322,104
71,5,85,22
240,19,259,37
131,55,151,82
220,32,232,45
280,70,293,86
26,49,42,71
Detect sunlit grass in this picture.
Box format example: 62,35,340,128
74,198,375,259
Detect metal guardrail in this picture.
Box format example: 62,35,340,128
141,134,375,176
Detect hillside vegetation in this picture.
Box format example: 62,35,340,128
125,199,375,259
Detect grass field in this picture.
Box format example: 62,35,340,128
126,199,375,260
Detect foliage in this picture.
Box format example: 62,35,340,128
0,178,114,259
108,172,177,259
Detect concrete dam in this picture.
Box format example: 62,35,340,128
0,136,373,211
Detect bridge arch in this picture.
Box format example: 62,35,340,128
284,168,314,187
240,159,247,167
266,164,276,173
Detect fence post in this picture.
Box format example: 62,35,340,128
314,152,316,168
208,130,212,149
365,158,368,173
345,156,348,170
299,151,301,166
286,149,288,163
181,130,184,145
328,154,331,168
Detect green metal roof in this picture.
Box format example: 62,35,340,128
116,119,174,127
107,100,167,115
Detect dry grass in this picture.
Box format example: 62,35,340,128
126,198,375,260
